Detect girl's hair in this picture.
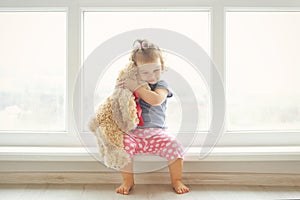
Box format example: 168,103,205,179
129,39,165,71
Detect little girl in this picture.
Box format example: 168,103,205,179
116,39,189,195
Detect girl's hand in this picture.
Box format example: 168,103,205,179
124,78,147,91
115,78,147,91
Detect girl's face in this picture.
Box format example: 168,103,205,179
137,59,162,85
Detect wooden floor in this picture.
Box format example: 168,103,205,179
0,184,299,200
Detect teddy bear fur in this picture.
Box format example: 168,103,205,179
88,61,149,170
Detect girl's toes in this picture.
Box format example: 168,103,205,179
175,187,182,194
123,188,129,195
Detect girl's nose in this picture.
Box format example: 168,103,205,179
149,73,156,79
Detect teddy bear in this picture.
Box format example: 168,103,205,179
88,61,149,170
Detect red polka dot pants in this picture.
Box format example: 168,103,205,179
123,128,184,161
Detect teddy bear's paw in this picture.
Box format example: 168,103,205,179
88,117,99,132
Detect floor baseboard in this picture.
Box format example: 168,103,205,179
0,172,299,186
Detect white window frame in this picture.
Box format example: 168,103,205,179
0,6,78,146
221,6,300,147
80,7,212,149
0,0,299,150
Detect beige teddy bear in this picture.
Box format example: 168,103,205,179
88,61,149,170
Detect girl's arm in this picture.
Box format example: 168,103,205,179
119,77,168,106
135,87,168,106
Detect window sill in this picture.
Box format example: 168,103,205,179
0,146,299,162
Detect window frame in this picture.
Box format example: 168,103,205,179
221,7,300,147
80,7,212,138
0,6,79,146
0,0,299,148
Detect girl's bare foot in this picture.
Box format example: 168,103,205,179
172,180,190,194
116,181,134,195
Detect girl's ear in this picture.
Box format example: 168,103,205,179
159,57,165,71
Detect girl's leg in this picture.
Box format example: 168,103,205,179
116,160,134,195
117,132,138,195
168,158,190,194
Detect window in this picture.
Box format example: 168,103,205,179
82,10,211,136
226,11,300,131
0,11,66,131
1,1,300,148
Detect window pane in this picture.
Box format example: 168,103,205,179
226,11,300,131
83,11,210,60
0,12,66,131
83,11,210,132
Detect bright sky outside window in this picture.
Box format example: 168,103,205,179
0,12,66,131
226,11,300,131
